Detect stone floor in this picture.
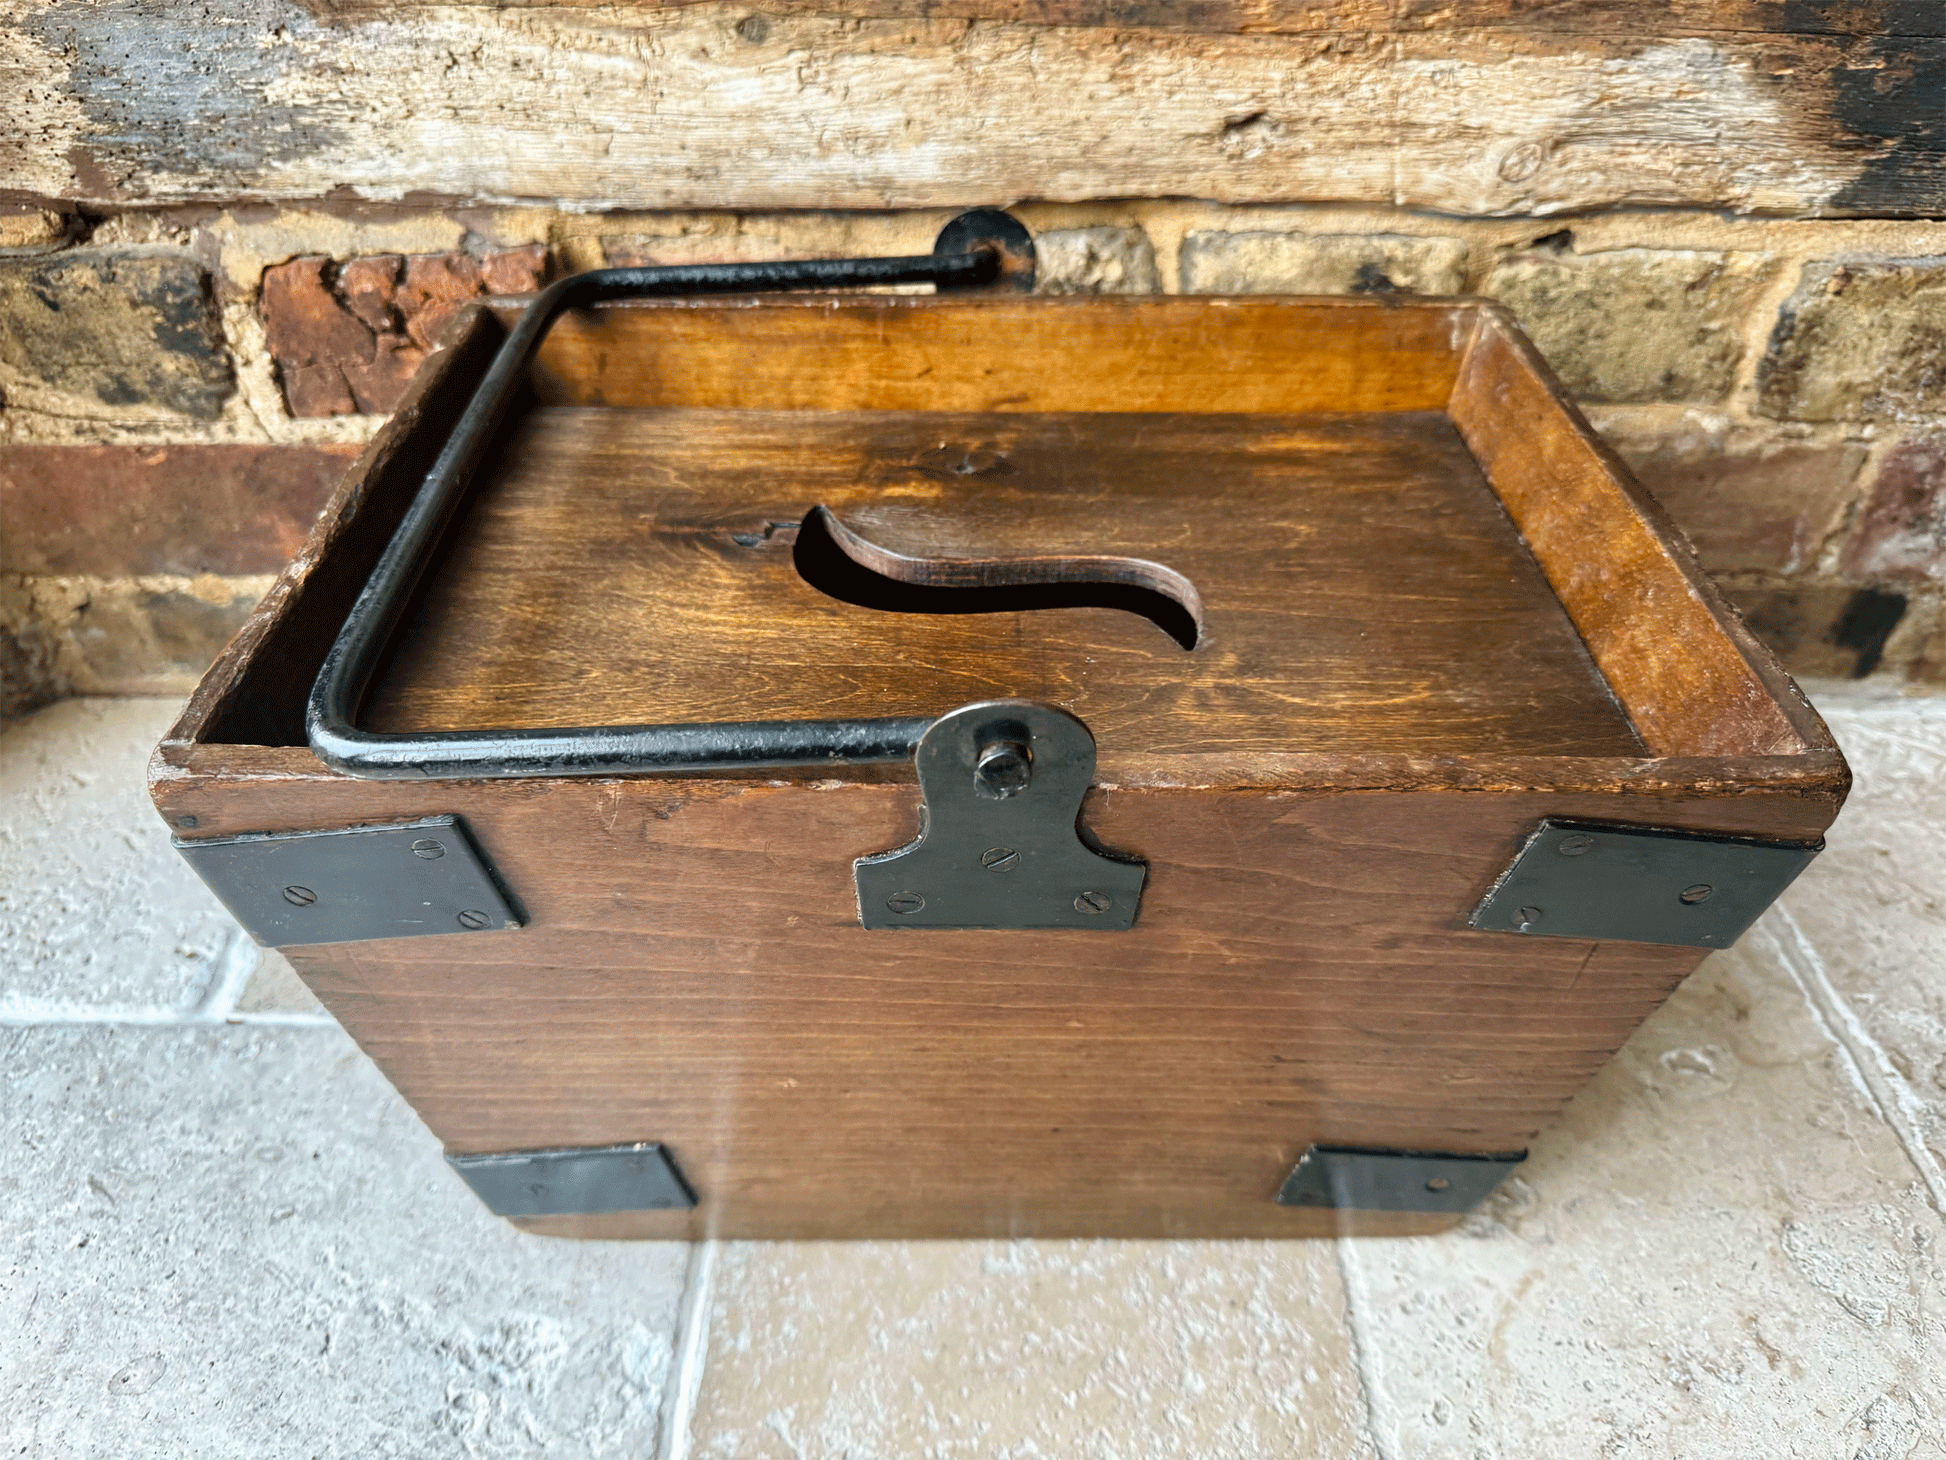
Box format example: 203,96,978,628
2,694,1941,1459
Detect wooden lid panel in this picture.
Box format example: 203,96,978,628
365,406,1643,760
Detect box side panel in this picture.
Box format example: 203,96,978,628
1449,310,1840,765
516,296,1470,416
150,305,507,763
161,769,1828,1239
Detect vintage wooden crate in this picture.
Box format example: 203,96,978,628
152,227,1845,1239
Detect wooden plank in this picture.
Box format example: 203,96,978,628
8,4,1936,215
524,296,1468,415
1448,308,1838,762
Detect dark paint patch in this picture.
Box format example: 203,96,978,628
1832,587,1907,677
27,0,341,196
1782,2,1945,214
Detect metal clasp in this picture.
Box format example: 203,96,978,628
854,700,1146,930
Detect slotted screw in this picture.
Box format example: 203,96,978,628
887,891,926,916
1074,891,1112,915
980,847,1019,872
1515,905,1543,930
1425,1176,1451,1192
1557,834,1596,857
411,839,446,859
282,885,316,907
1679,884,1714,904
456,909,491,930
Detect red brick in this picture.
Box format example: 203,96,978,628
481,245,546,297
337,254,403,333
260,246,549,417
0,444,358,577
1840,438,1946,584
260,258,371,418
398,253,484,352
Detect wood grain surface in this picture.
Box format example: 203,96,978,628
362,405,1645,760
1450,309,1827,761
11,3,1937,215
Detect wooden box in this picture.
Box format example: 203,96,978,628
152,288,1846,1239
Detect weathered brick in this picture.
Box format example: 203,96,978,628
1610,433,1864,575
0,573,269,698
0,207,66,251
1180,231,1466,296
261,246,546,417
1481,245,1772,404
1720,579,1916,682
1034,227,1161,295
1756,261,1946,422
1840,437,1946,584
0,612,63,725
0,251,233,418
0,444,356,578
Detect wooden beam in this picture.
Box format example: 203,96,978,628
3,3,1937,215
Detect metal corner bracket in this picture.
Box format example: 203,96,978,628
1278,1145,1526,1214
1468,816,1822,949
174,814,521,947
448,1143,697,1218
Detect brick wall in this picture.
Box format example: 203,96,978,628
2,5,1942,719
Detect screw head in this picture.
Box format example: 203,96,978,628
1557,834,1596,857
980,846,1020,872
411,839,446,860
281,885,316,907
1425,1176,1451,1192
456,908,491,929
1074,891,1112,915
974,739,1032,799
1515,905,1543,930
886,891,926,916
1679,883,1714,904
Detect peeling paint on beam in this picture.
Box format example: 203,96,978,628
1,3,1938,216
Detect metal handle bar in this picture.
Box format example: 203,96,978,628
305,211,1035,780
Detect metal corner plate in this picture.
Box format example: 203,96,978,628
447,1143,697,1217
174,814,521,947
1277,1145,1525,1214
1468,817,1822,949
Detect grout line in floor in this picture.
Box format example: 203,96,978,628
1765,908,1946,1216
656,1237,717,1460
1333,1229,1402,1460
194,926,263,1022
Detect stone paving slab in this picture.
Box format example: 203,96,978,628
688,1239,1377,1459
1340,932,1945,1460
1,699,245,1015
0,1023,690,1460
1782,703,1946,1183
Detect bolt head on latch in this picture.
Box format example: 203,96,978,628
975,738,1032,798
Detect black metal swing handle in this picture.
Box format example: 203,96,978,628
306,211,1036,781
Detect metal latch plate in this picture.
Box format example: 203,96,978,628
1468,817,1821,949
175,815,520,947
448,1143,697,1217
854,699,1146,930
1278,1145,1525,1214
